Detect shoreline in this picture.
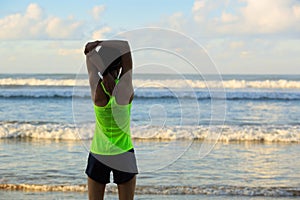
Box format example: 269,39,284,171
1,191,298,200
1,184,299,197
1,137,300,144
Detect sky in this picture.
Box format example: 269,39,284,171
0,0,300,74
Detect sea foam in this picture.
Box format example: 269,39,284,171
0,122,299,143
1,78,300,89
0,184,299,196
1,88,300,100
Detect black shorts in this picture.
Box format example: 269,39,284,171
85,149,138,184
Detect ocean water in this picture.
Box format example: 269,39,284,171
0,73,300,199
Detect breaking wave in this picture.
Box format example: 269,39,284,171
1,78,300,89
0,122,299,143
1,88,300,100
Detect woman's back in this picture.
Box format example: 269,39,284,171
91,79,134,155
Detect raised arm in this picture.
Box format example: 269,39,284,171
113,42,134,104
85,40,133,103
84,40,130,75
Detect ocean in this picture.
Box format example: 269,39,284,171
0,73,299,199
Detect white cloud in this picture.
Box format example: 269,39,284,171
192,0,206,22
46,17,83,39
92,26,111,40
238,0,295,33
229,41,244,49
240,51,252,58
26,3,43,19
293,5,300,19
190,0,300,36
220,12,238,23
58,48,82,56
162,12,185,31
92,5,105,20
0,3,84,39
192,0,205,12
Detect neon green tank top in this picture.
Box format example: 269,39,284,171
90,79,134,155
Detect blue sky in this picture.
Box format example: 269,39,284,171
0,0,300,74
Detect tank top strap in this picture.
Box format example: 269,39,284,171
100,82,111,97
100,79,119,98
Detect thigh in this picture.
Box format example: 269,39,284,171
117,175,136,200
87,177,106,200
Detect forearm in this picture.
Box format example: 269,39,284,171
119,42,133,85
120,52,133,97
85,40,130,76
85,48,107,75
120,52,133,76
101,40,130,54
113,45,133,103
86,57,100,102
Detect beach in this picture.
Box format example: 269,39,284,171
0,73,300,199
0,139,299,199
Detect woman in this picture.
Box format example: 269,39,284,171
84,40,138,200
